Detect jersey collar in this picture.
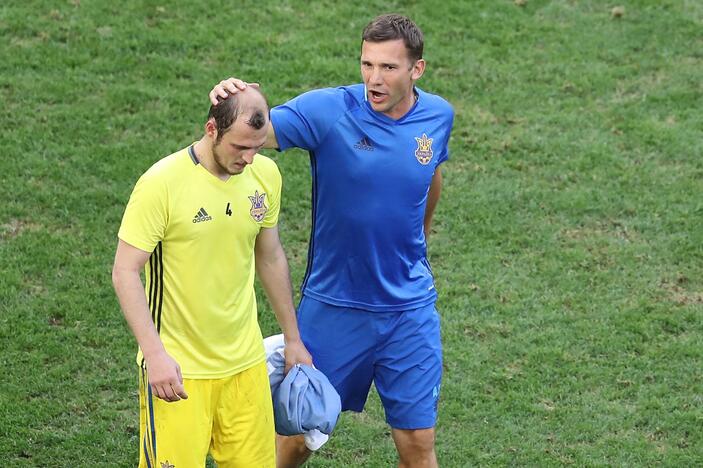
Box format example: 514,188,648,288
362,86,420,125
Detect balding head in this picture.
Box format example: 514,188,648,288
207,86,269,143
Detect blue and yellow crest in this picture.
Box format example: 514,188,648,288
248,190,268,222
414,133,434,165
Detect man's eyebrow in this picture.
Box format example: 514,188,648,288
231,142,264,149
362,59,398,66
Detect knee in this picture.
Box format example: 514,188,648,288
394,428,436,459
276,434,311,468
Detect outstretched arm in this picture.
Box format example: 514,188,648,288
424,168,443,242
255,226,313,372
112,239,188,402
209,77,279,149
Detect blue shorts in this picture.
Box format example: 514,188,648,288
297,296,443,430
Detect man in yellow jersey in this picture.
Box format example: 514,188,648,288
112,87,312,468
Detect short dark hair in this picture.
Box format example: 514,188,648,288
362,14,424,62
207,88,268,143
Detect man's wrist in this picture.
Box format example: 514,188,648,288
142,344,167,361
283,334,303,344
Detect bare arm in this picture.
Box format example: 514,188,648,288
209,78,279,149
255,226,312,372
112,239,188,402
424,168,443,241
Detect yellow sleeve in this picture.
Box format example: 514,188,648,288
117,170,168,252
261,162,281,229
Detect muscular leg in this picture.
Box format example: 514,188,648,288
391,428,438,468
375,305,442,468
276,434,311,468
283,297,375,466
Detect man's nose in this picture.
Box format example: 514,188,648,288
242,150,256,164
369,67,383,84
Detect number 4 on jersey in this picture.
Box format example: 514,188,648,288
225,202,232,216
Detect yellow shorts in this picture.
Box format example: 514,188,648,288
138,361,275,468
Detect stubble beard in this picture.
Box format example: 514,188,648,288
212,142,242,176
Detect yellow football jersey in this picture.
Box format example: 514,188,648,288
118,145,281,378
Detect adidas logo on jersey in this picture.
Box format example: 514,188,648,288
354,137,374,151
192,207,212,223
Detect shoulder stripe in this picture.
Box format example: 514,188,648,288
148,251,156,324
147,242,164,333
156,242,164,333
301,153,318,292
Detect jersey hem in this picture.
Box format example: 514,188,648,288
302,289,437,312
136,354,265,380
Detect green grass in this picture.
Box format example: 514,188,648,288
1,0,702,466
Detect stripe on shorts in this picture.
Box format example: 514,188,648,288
141,366,158,466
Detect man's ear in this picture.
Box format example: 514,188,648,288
411,59,426,81
205,118,217,139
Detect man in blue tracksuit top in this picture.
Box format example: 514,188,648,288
211,14,454,468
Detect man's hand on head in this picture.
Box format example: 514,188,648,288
209,78,260,105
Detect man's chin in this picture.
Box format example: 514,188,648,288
228,166,246,175
369,101,388,113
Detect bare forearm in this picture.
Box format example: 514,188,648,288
254,227,312,370
255,251,301,342
112,268,165,359
424,169,443,240
423,212,436,238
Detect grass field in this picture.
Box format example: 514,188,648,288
1,0,702,466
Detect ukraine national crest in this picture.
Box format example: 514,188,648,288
414,133,434,165
248,190,268,222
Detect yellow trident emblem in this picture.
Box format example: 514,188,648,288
248,190,268,223
414,133,434,165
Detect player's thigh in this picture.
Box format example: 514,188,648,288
210,361,276,468
138,368,212,468
374,304,443,429
297,296,376,411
